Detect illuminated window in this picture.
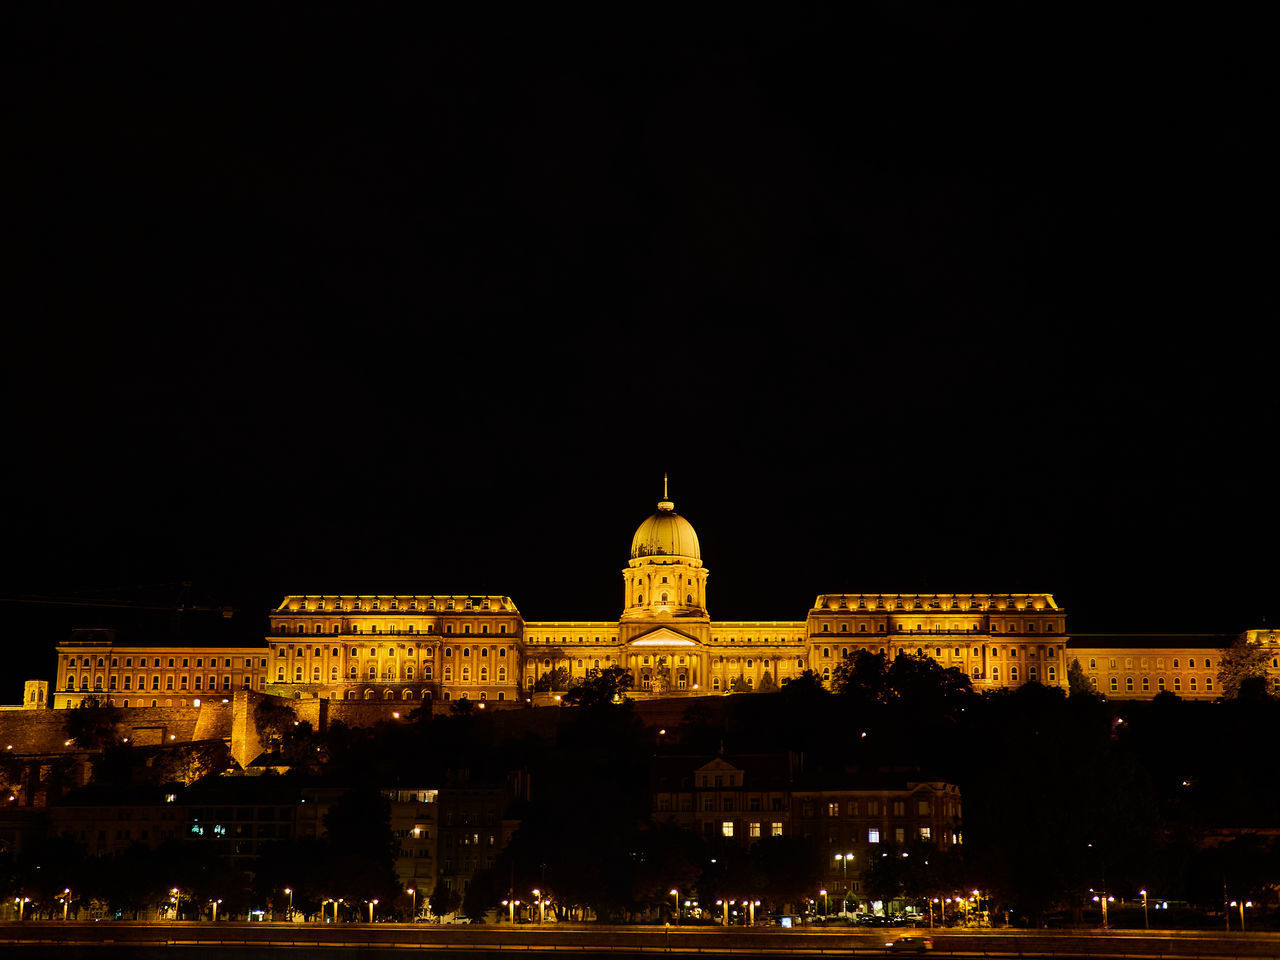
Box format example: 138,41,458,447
868,828,880,843
1205,677,1213,692
1110,677,1118,692
772,822,783,837
721,821,734,837
1125,677,1133,692
1010,666,1018,682
1189,677,1197,692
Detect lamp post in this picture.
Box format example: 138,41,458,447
671,889,680,924
284,887,293,921
172,888,181,921
408,888,416,922
16,896,30,921
1140,889,1148,930
61,889,71,921
533,888,544,923
502,899,520,924
820,889,828,917
1229,901,1251,933
1091,894,1113,929
716,899,727,926
749,900,759,926
368,899,378,923
211,898,222,923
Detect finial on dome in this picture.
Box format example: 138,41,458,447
658,473,674,512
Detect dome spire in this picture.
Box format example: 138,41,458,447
658,473,674,512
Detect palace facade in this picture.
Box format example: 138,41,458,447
49,487,1277,710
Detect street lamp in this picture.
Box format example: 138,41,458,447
1229,901,1252,933
16,896,30,921
820,889,828,917
172,888,181,921
210,898,222,922
368,899,379,923
284,887,293,921
1091,893,1113,929
1139,889,1148,930
60,888,71,921
407,888,416,921
671,889,680,924
532,888,544,923
502,899,520,924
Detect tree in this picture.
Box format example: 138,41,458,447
461,868,499,921
757,670,778,693
533,666,571,692
832,650,890,701
562,666,634,709
1218,635,1273,698
729,675,751,693
429,885,461,919
64,705,123,750
1067,658,1094,697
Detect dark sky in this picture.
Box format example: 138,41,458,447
3,5,1276,697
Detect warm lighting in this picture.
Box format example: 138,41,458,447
192,698,201,707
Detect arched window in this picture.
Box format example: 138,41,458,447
991,666,1000,682
294,667,303,681
712,677,721,691
498,666,506,681
686,594,693,604
480,667,488,681
1110,677,1119,692
368,666,376,679
1010,666,1019,682
463,648,470,657
384,689,394,699
406,666,414,680
443,666,453,681
461,666,470,681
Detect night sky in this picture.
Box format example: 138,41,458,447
4,6,1276,699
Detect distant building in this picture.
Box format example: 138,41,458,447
650,752,961,905
38,482,1279,709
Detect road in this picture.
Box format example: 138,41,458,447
2,922,1279,960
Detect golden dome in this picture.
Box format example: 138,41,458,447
630,495,701,561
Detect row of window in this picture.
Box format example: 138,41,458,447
72,674,248,692
1088,656,1214,670
818,646,1060,660
292,598,500,611
274,646,509,660
278,623,509,635
819,622,1058,634
824,597,1048,611
1095,676,1214,693
69,655,261,669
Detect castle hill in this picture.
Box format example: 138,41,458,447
1,489,1277,942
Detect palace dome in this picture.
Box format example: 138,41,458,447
630,496,701,561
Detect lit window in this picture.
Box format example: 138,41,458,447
721,821,734,837
868,828,880,844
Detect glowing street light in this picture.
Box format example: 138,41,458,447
502,899,520,924
819,888,828,916
59,888,72,921
16,896,30,921
368,899,379,923
1229,901,1252,933
532,888,545,923
407,888,416,921
210,898,223,922
171,888,182,921
1140,889,1148,930
1091,893,1114,929
284,887,293,921
670,889,680,924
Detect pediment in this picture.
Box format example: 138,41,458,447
629,627,701,647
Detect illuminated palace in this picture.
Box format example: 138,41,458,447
51,485,1278,710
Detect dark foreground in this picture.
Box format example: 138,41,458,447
3,923,1280,960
